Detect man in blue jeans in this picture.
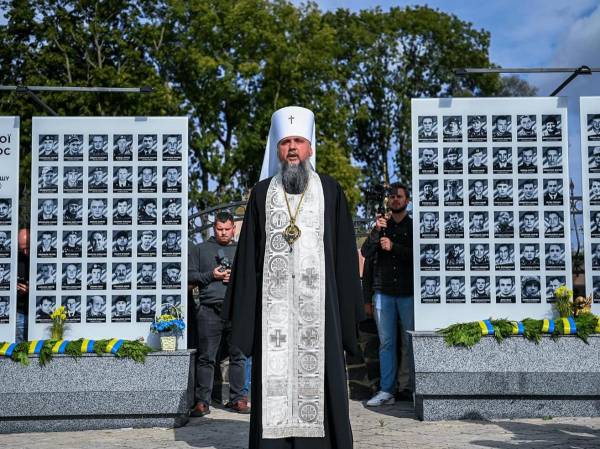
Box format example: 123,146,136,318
361,183,413,406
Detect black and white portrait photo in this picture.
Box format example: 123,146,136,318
493,179,512,205
0,264,10,290
113,198,133,225
518,179,538,206
35,296,55,323
62,230,82,257
113,166,133,193
63,198,82,225
61,263,82,290
138,198,157,225
62,296,81,323
495,243,515,270
591,179,600,205
496,276,516,304
0,199,10,226
138,166,157,193
112,262,132,290
162,262,182,289
162,230,182,257
445,276,465,303
517,147,537,173
161,295,181,314
592,244,600,269
63,166,83,193
543,179,563,205
163,134,183,161
469,243,490,270
469,211,488,238
420,244,440,271
470,276,490,303
87,263,107,290
36,230,56,258
444,211,464,238
112,295,132,322
39,135,58,161
547,276,566,303
63,134,83,161
36,263,56,290
445,244,464,271
418,148,438,174
516,114,536,141
492,115,511,142
138,134,157,161
468,147,487,174
541,114,562,141
163,166,182,193
87,230,107,257
420,276,440,304
544,211,564,238
443,179,463,206
468,179,488,206
467,115,487,142
492,147,512,173
588,146,600,173
88,134,108,161
588,114,600,141
136,295,156,322
88,166,108,193
521,276,541,303
137,262,156,289
0,231,10,258
520,243,540,270
0,297,10,323
113,230,132,257
418,116,438,142
137,230,157,257
442,116,462,142
543,147,562,173
419,211,438,238
443,148,462,174
113,135,133,161
88,198,107,225
545,243,565,270
519,211,539,238
38,166,58,193
87,295,106,323
37,198,57,225
419,180,438,206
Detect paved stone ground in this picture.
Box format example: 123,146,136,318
1,400,600,449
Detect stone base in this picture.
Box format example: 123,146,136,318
410,332,600,421
0,350,195,433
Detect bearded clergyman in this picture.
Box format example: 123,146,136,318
223,106,363,448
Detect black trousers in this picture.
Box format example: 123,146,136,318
195,304,246,405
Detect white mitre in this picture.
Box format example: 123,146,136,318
259,106,317,180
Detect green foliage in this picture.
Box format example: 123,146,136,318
117,340,154,362
521,318,543,343
573,313,598,343
489,319,514,343
10,341,30,365
439,322,482,347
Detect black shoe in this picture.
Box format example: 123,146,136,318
190,402,210,417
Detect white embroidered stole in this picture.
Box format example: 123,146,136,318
261,172,326,438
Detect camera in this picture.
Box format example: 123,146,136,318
365,184,392,215
216,249,232,273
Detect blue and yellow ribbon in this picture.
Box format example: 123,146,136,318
478,319,494,335
511,321,524,335
51,340,69,354
81,339,95,353
542,319,555,333
28,340,44,354
0,342,15,357
562,317,577,334
105,338,124,354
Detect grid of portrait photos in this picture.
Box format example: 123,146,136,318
0,117,20,342
411,98,572,330
29,117,188,342
580,97,600,313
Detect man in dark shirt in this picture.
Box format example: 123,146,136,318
361,183,413,406
188,211,248,417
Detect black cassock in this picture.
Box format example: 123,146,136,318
223,173,364,449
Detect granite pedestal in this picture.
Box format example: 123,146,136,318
410,332,600,421
0,350,195,433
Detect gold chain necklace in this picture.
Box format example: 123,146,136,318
282,188,306,248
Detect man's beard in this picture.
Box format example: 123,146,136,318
281,159,311,194
389,204,407,214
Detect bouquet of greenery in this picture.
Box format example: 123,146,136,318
150,305,185,335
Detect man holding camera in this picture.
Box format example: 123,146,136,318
361,183,414,406
188,211,248,417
